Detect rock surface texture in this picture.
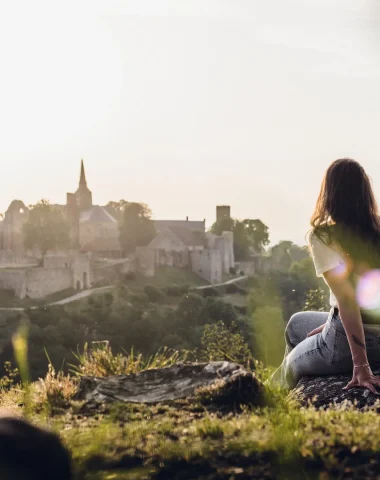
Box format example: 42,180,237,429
75,362,263,406
296,371,380,409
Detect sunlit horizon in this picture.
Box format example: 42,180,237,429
2,0,380,245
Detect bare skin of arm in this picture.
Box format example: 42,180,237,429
312,265,380,393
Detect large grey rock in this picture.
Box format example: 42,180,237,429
295,371,380,409
74,362,263,406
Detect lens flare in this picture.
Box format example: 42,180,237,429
356,269,380,311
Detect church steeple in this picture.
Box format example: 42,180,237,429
75,159,92,211
79,159,87,186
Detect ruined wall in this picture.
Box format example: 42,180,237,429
0,268,72,299
0,253,92,299
70,255,92,290
25,268,72,298
235,261,256,276
148,230,190,268
206,231,234,274
0,270,27,298
221,231,234,272
190,249,222,285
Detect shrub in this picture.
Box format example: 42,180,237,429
129,292,150,306
144,285,165,303
200,321,253,367
225,283,239,294
38,364,77,410
229,267,237,275
303,288,328,312
203,297,238,326
177,293,205,325
201,287,220,298
117,285,131,299
71,342,189,377
123,272,136,282
165,285,189,297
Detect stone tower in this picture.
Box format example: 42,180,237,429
216,205,231,223
75,160,92,211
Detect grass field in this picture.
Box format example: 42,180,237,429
2,357,380,480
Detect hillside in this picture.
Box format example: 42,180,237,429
2,350,380,480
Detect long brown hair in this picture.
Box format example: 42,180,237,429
311,158,380,266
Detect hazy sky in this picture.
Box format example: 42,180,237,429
1,0,380,245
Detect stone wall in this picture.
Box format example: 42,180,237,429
71,255,92,290
190,249,222,284
235,261,256,276
0,267,72,299
136,247,155,277
0,250,38,267
0,270,27,298
148,230,191,268
0,253,92,299
221,231,234,272
25,268,72,298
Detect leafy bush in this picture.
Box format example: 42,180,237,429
37,363,77,410
129,292,150,306
200,321,253,366
165,285,189,297
144,285,165,303
200,287,220,298
0,362,19,390
123,272,136,282
303,287,328,312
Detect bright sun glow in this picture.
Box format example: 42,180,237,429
0,3,123,152
356,269,380,313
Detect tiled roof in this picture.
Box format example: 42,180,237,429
80,206,117,224
167,226,207,247
154,220,205,233
80,237,122,253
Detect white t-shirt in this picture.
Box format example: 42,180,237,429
308,231,346,307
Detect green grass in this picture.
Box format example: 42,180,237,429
57,389,380,479
3,351,380,479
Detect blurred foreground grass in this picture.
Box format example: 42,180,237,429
3,329,380,479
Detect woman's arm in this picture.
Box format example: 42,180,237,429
324,266,380,393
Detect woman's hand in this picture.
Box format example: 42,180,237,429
343,365,380,394
307,323,325,338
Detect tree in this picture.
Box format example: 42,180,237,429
119,203,157,255
23,200,70,257
106,200,130,222
303,288,328,312
211,217,270,260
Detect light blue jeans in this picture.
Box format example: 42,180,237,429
271,309,380,388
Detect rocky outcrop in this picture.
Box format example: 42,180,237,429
295,371,380,409
75,362,263,407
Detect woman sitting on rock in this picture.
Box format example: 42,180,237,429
273,158,380,392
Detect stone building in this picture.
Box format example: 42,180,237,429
0,200,29,259
0,161,122,260
147,208,235,284
66,161,121,257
